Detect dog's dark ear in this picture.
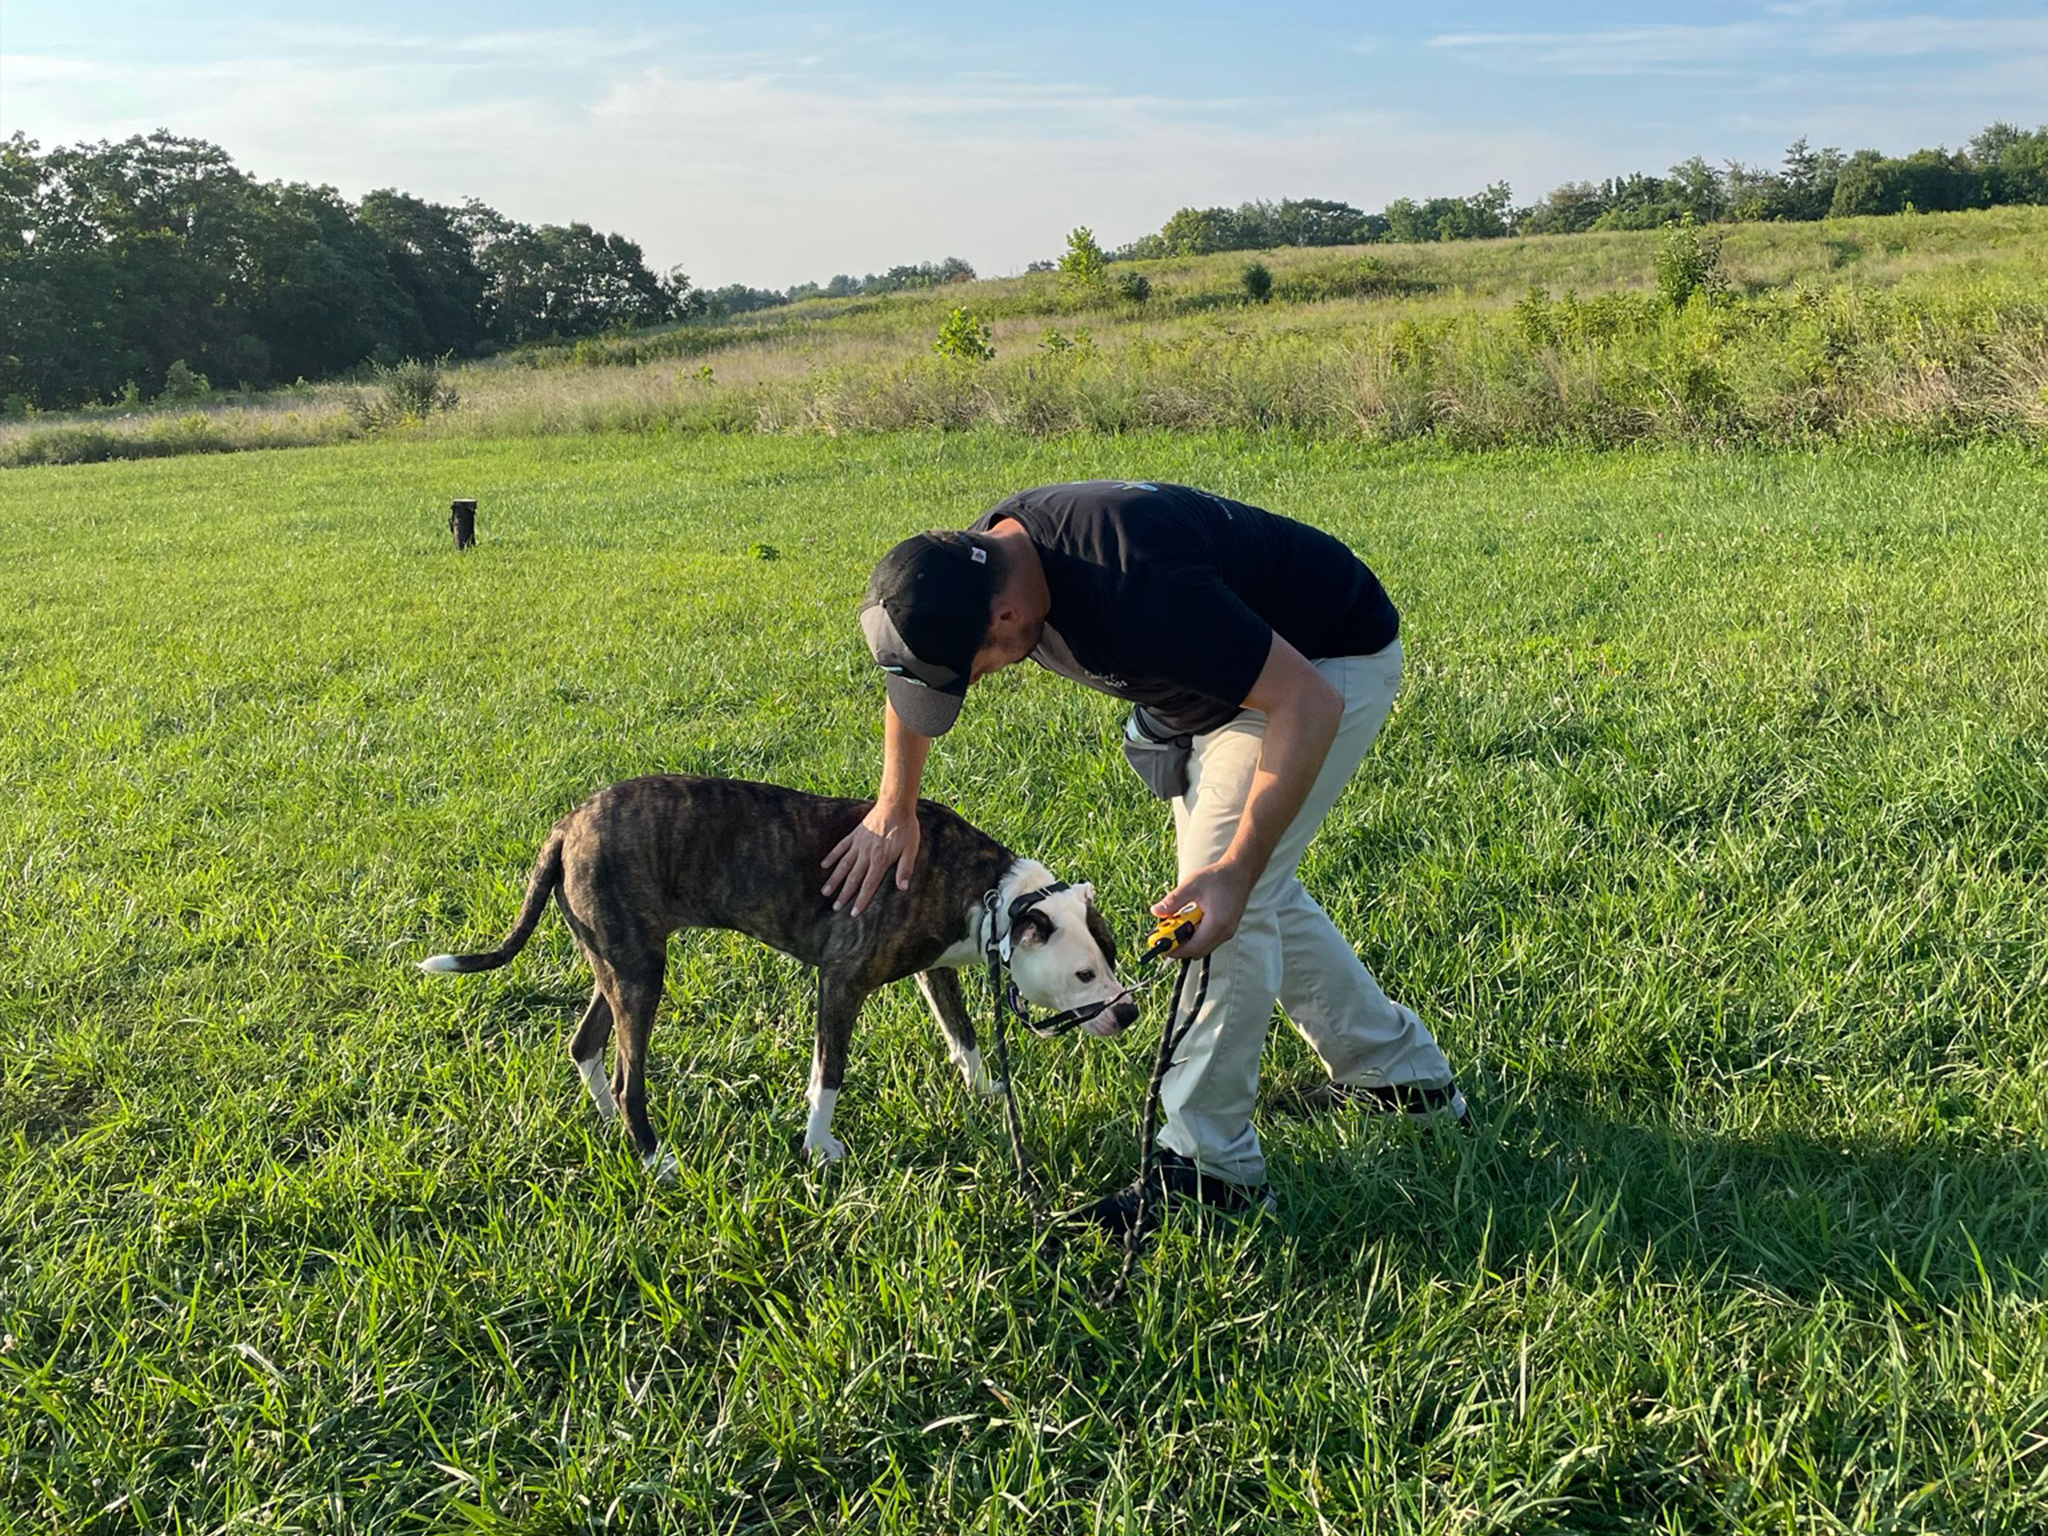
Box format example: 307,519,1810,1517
1014,908,1054,947
1083,900,1119,964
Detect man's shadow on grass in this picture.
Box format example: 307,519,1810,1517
1254,1076,2048,1306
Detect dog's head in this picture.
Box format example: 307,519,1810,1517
1003,877,1138,1036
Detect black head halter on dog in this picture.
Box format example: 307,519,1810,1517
980,882,1125,1038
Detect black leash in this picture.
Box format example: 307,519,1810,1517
977,884,1211,1272
1111,950,1210,1299
979,880,1149,1216
981,886,1052,1218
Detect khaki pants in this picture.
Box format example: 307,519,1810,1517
1161,638,1452,1185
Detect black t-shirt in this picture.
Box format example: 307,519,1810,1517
972,481,1399,736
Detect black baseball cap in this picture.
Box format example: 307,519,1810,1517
859,530,999,736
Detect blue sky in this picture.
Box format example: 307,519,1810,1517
2,1,2040,287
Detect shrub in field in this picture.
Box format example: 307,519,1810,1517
1272,253,1434,305
159,359,212,401
932,307,995,362
1657,214,1728,311
379,357,460,418
1114,269,1152,304
348,356,460,430
1241,260,1274,304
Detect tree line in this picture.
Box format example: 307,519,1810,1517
1,131,699,412
7,121,2044,414
1113,124,2048,258
702,257,978,317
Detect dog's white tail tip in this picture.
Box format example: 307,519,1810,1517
419,954,463,974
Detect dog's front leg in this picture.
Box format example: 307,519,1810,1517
914,969,1000,1098
805,973,864,1162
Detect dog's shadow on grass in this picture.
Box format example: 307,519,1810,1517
1266,1081,2048,1306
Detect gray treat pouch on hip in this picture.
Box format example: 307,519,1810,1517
1122,707,1192,799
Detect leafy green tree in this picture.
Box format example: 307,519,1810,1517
1666,156,1727,222
1382,198,1426,244
1521,181,1609,235
1272,198,1372,246
1058,226,1108,291
1158,206,1238,256
475,221,678,342
245,182,427,380
360,190,488,355
1778,137,1846,220
1829,149,1980,217
159,358,210,400
932,306,993,361
1967,122,2029,166
1988,131,2048,204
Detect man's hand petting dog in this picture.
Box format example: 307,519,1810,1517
820,803,921,918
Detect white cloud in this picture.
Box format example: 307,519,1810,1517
1429,13,2045,74
1429,24,1773,75
1810,16,2047,57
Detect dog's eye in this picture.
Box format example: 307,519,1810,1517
1076,969,1096,984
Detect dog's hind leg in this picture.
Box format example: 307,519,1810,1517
608,965,679,1182
805,973,865,1162
560,892,677,1182
914,970,999,1098
568,987,617,1120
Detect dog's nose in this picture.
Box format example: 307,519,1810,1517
1106,998,1140,1032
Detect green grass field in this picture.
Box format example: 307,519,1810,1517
4,430,2047,1532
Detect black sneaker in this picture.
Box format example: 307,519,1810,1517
1273,1079,1470,1122
1075,1149,1277,1238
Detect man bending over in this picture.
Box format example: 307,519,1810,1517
824,480,1464,1232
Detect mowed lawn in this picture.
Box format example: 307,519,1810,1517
2,430,2045,1534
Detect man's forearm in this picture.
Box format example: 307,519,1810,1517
877,702,934,813
1219,695,1340,888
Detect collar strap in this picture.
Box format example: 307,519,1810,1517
983,880,1071,966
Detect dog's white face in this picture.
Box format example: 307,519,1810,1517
1005,879,1138,1036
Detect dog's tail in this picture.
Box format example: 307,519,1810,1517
419,830,565,975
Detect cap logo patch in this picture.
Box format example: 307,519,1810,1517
970,547,986,564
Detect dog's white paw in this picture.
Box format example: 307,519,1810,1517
959,1047,1005,1099
642,1145,680,1183
804,1133,848,1163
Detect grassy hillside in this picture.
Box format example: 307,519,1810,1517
7,206,2045,466
4,433,2046,1531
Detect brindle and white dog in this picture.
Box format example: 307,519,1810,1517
420,774,1135,1178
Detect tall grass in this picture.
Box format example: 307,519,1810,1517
7,207,2045,468
3,432,2047,1530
